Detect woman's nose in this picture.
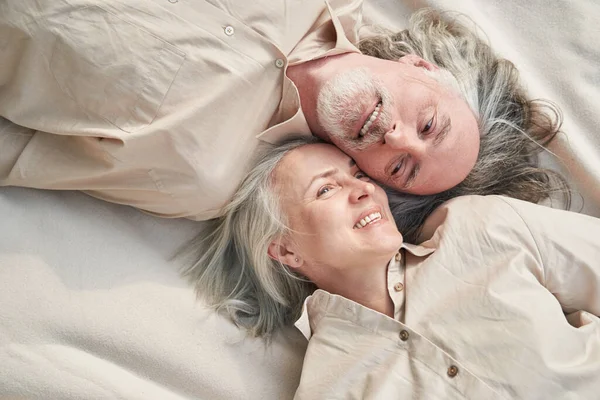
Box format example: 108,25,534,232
350,180,375,203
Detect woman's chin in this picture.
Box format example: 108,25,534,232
353,221,403,244
361,236,404,259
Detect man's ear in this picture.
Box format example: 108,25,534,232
267,237,303,269
397,54,439,71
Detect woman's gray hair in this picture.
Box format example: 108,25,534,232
180,137,319,339
359,9,570,242
183,9,572,338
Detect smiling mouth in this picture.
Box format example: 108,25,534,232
353,211,382,229
359,101,382,137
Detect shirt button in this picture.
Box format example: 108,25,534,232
395,252,401,262
168,0,178,3
447,365,459,378
393,282,404,292
224,26,234,36
275,58,285,68
399,330,409,341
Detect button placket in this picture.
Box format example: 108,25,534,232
447,365,459,378
399,330,410,341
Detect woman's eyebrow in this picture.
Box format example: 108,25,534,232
306,168,339,191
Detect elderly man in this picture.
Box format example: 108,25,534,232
0,1,558,221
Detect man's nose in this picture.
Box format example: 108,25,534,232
383,122,426,156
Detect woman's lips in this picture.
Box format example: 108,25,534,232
353,208,383,229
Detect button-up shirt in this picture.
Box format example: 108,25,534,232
0,0,362,220
294,195,600,399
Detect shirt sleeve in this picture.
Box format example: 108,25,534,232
0,3,203,219
498,197,600,316
0,117,213,219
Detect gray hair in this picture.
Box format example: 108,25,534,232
358,9,570,242
180,137,319,339
182,10,572,338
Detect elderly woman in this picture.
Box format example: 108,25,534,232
184,138,600,399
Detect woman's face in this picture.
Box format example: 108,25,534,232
271,143,403,277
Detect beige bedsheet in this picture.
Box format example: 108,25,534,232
1,1,599,398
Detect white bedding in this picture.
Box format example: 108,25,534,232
1,1,599,398
0,187,307,399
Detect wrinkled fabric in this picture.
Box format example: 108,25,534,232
0,0,361,220
295,195,600,399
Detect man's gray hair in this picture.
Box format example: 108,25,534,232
359,9,570,242
182,10,571,338
180,137,319,339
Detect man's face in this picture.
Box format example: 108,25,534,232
306,53,480,195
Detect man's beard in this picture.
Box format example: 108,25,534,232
316,67,392,149
316,66,462,150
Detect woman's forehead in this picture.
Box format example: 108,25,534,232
273,144,354,192
281,144,352,175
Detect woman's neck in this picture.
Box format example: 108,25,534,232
350,284,395,318
317,256,395,318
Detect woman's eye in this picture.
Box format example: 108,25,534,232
317,185,333,197
422,117,434,134
355,171,369,180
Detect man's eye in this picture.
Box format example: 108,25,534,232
422,117,434,134
391,160,403,176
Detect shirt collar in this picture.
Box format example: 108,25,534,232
401,242,436,258
257,0,362,144
294,243,436,340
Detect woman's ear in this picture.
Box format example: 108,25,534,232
267,238,303,269
397,54,439,71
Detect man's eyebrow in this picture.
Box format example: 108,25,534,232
404,164,420,189
306,168,339,191
433,115,451,147
349,159,356,167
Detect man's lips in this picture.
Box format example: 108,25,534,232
353,99,381,137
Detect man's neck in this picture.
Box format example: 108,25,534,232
286,60,321,136
286,54,350,141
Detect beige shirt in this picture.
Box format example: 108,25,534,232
294,195,600,399
0,0,361,220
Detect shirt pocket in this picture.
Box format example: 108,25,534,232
48,6,185,133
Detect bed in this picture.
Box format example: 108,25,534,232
1,0,599,398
